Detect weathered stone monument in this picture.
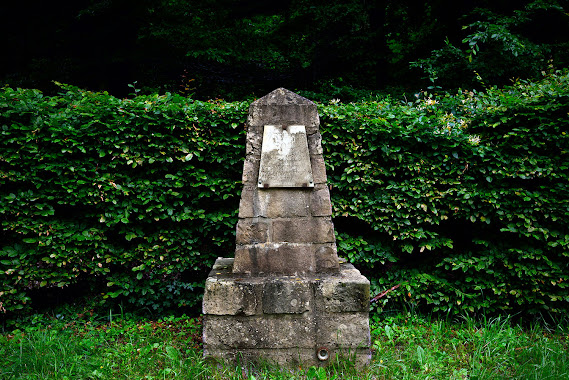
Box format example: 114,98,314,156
202,88,370,367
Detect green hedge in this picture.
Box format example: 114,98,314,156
322,74,569,314
0,85,248,313
1,74,568,316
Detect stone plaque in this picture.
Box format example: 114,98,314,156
258,125,314,188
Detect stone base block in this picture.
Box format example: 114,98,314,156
204,314,315,348
204,347,371,369
202,258,371,368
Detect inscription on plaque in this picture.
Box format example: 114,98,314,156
258,125,314,188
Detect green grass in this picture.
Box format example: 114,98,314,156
370,313,569,380
1,311,567,380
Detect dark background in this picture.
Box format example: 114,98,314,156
1,0,568,99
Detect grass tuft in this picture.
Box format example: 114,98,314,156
1,309,567,379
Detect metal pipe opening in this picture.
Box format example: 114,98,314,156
317,347,329,361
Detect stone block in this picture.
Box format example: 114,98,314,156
315,273,370,313
315,245,340,272
203,347,319,367
204,347,370,368
310,155,327,184
272,218,335,244
307,132,323,155
203,314,315,349
239,187,311,219
238,185,256,218
304,117,320,135
233,244,316,275
316,313,370,349
263,279,312,314
260,189,310,218
310,185,332,216
210,257,235,273
203,277,260,316
245,129,263,155
241,156,260,184
235,219,269,245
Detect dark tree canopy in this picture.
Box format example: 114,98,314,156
1,0,568,98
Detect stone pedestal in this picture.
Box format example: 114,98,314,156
202,88,371,367
203,258,371,367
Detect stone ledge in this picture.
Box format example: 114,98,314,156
211,257,235,272
206,258,368,315
211,257,360,279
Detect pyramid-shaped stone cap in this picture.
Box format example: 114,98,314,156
254,88,315,106
247,88,320,130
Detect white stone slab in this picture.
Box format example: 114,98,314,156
258,125,314,188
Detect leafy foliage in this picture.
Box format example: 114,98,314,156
0,84,248,313
411,0,569,89
325,72,569,314
1,72,568,316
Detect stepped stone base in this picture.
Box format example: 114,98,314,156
203,258,371,367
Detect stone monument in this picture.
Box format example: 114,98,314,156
202,88,370,367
